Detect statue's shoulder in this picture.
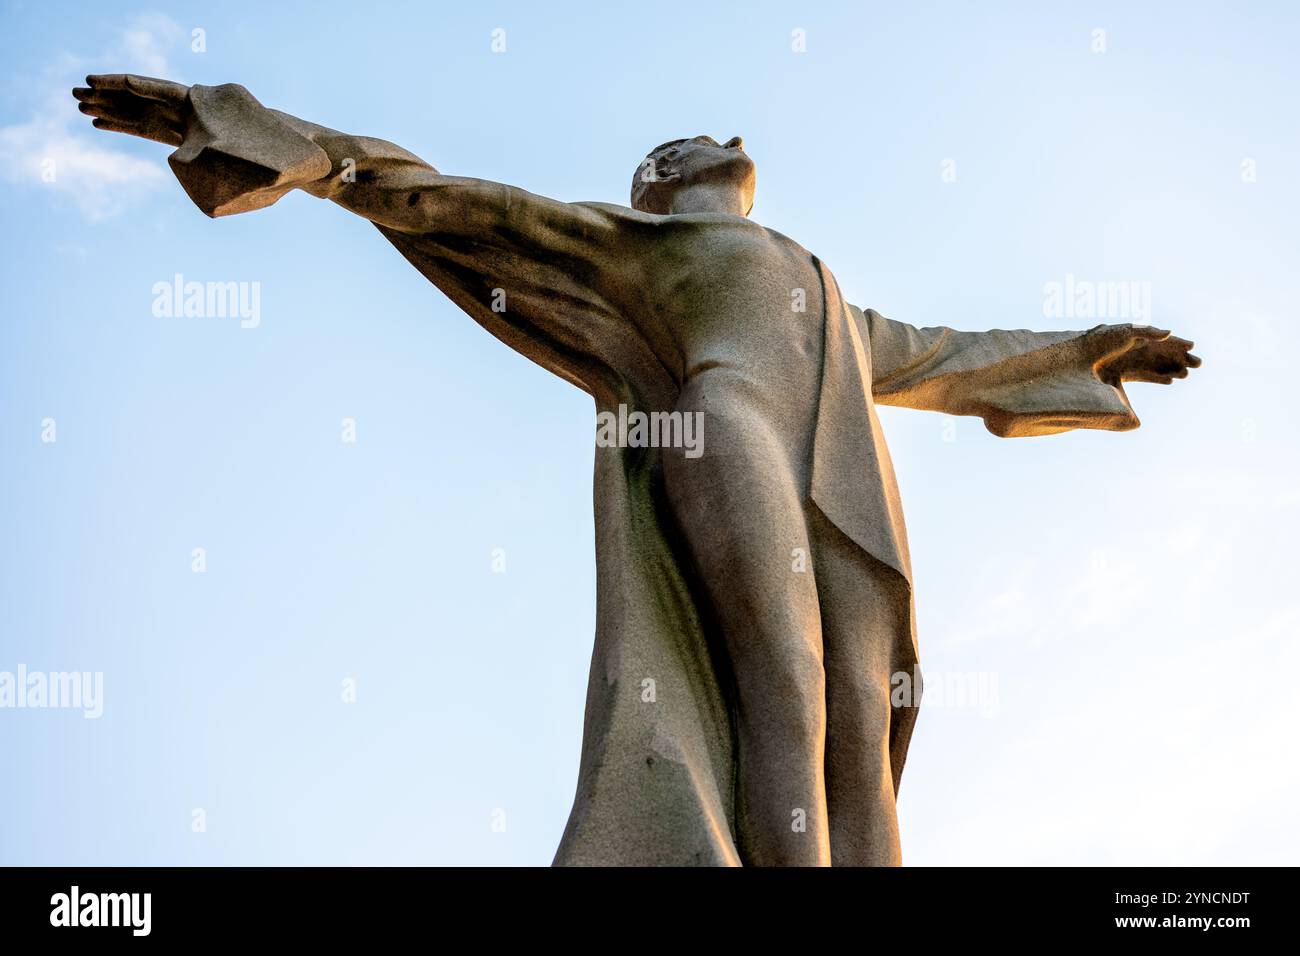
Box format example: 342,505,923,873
658,214,811,257
567,205,802,279
572,203,770,237
576,204,787,250
569,201,681,242
572,201,658,226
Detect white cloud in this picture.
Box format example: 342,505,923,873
0,14,183,220
117,13,182,76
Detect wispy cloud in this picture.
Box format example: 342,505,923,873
0,13,183,220
117,13,180,76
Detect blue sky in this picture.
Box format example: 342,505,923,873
1,0,1297,865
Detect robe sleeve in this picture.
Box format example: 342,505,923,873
165,84,332,217
856,306,1142,438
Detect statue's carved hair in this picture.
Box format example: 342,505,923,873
630,139,687,214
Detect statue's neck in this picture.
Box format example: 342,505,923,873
669,184,749,216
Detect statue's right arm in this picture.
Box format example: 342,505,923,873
270,111,636,274
73,76,642,288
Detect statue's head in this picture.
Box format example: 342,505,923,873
630,135,756,216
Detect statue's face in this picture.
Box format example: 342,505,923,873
633,135,757,215
674,134,754,185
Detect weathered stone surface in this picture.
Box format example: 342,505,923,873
74,74,1200,866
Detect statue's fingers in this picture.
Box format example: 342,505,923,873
91,116,144,136
1128,324,1171,341
156,101,186,125
74,87,170,113
140,121,184,147
90,116,183,146
124,74,189,104
1136,371,1175,384
1119,367,1173,385
77,90,184,136
86,74,188,105
1092,327,1147,365
1185,352,1202,368
1152,338,1198,369
74,86,136,103
1154,362,1189,379
1090,323,1168,363
77,100,131,122
86,74,132,91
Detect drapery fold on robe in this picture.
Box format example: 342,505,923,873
378,224,742,866
163,83,1148,865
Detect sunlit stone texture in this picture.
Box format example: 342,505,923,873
75,75,1199,866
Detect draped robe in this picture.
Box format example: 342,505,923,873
165,83,1144,865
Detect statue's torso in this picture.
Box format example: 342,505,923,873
642,215,851,479
632,214,835,466
640,214,826,373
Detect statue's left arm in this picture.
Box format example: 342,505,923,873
856,307,1200,437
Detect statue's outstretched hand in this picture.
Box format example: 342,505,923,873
72,74,191,147
1084,324,1202,386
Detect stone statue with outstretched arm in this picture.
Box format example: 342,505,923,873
74,75,1200,867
